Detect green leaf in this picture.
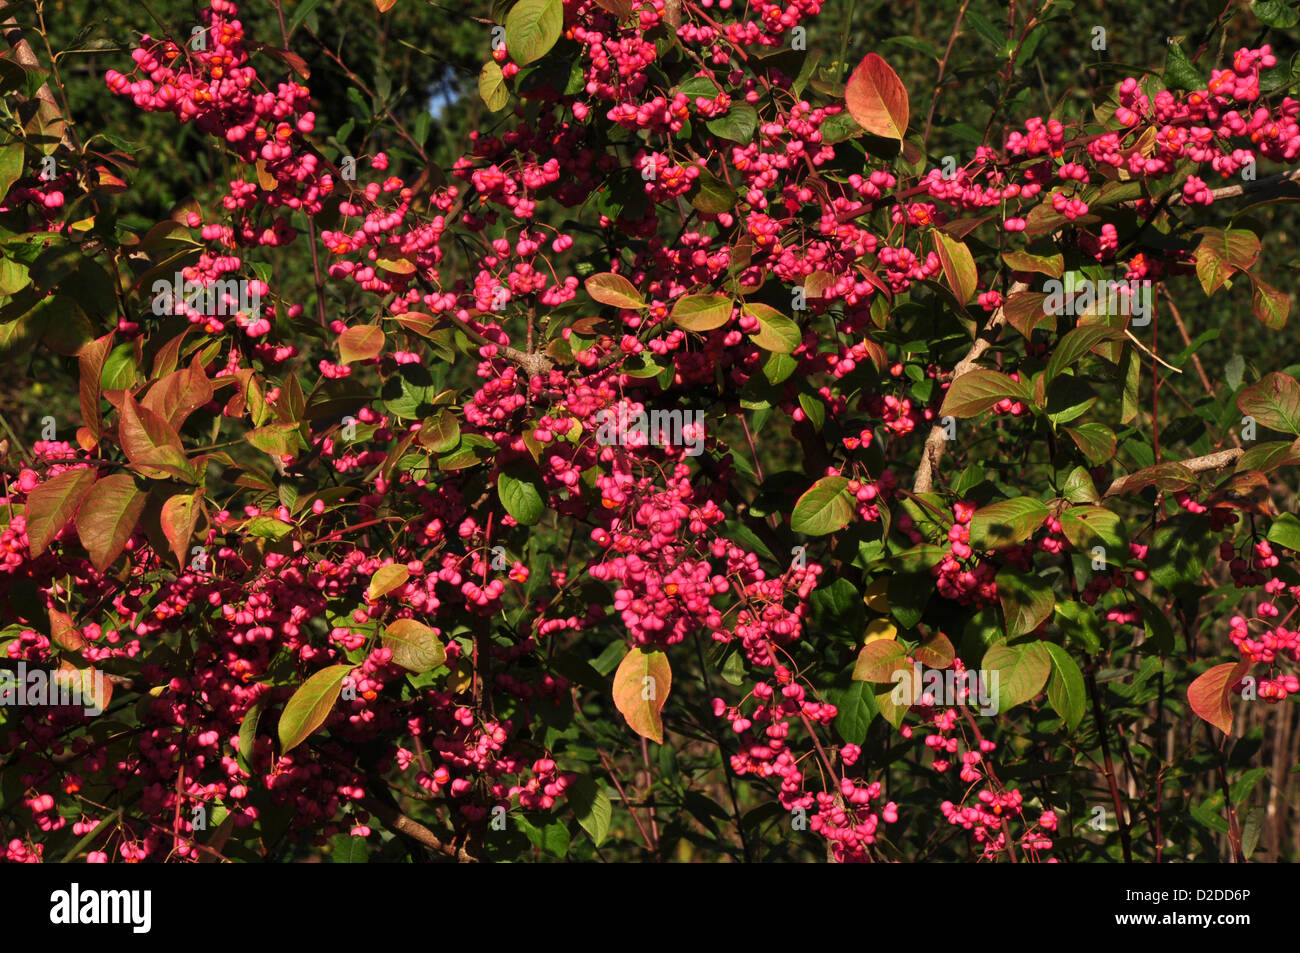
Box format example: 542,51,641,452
498,460,546,525
1045,375,1098,425
1059,505,1124,552
996,568,1055,639
983,641,1052,713
798,391,825,431
278,664,352,753
244,516,293,540
670,294,732,331
368,564,410,601
791,476,852,535
809,577,865,636
383,619,447,674
1001,248,1064,278
706,104,757,142
1063,466,1100,504
418,411,460,453
329,832,369,863
1254,0,1300,27
1120,344,1140,424
745,302,801,353
237,701,263,775
1064,422,1117,464
505,0,563,65
1226,354,1246,392
381,363,442,420
689,167,738,214
478,60,509,112
1132,593,1174,654
1242,806,1266,859
1163,39,1204,92
1267,512,1300,552
567,776,613,846
819,111,863,144
940,369,1032,418
1054,601,1102,654
1045,325,1124,383
0,141,22,198
1043,643,1087,732
828,675,878,743
762,350,797,384
968,498,1048,551
888,571,930,627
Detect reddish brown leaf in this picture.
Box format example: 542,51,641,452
151,329,190,378
1003,291,1055,338
119,392,190,480
49,607,85,653
25,467,97,557
932,231,977,305
852,638,908,682
1251,274,1289,330
913,632,956,669
160,491,201,569
74,473,146,571
142,354,214,429
77,332,114,441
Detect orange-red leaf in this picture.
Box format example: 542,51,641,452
1187,659,1251,735
845,53,909,142
339,324,386,364
74,473,146,571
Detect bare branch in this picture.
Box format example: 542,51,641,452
1104,448,1243,498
